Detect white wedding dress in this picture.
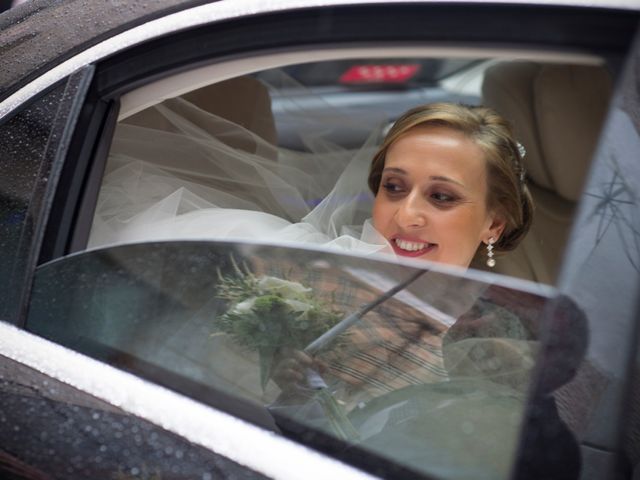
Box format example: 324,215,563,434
88,79,392,258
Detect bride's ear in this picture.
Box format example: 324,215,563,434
484,212,507,244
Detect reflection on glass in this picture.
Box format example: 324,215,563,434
26,242,572,479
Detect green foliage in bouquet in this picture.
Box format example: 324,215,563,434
215,259,343,390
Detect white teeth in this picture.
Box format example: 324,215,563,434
395,239,427,251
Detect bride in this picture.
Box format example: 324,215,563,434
89,75,532,272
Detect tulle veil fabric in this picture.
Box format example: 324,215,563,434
88,74,392,257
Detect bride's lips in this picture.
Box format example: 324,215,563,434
390,235,436,258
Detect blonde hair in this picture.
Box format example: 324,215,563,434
368,103,533,253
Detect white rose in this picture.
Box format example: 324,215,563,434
284,298,313,313
257,276,311,299
231,297,257,314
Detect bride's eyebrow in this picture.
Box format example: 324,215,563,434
381,167,406,175
430,175,465,187
382,168,466,188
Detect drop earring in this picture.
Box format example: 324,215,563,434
486,237,496,268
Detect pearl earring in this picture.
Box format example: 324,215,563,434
486,237,496,268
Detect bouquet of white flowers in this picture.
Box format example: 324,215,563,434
214,259,359,440
215,260,343,389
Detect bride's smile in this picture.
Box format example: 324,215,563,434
390,236,437,257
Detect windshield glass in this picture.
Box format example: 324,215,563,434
26,241,569,479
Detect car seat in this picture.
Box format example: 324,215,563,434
481,61,612,284
122,75,277,155
107,75,296,220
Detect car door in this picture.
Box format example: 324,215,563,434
2,1,640,479
530,28,640,480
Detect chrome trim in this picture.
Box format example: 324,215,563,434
0,321,379,479
0,0,635,119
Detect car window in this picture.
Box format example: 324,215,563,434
83,55,613,286
0,69,92,323
26,241,582,479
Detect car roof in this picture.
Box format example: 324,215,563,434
0,0,208,100
0,0,637,105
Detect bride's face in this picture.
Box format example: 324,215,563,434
372,125,503,268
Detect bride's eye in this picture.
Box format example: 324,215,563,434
381,181,404,194
430,191,459,204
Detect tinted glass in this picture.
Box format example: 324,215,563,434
0,71,88,322
27,242,582,479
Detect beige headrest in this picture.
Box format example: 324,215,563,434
482,62,611,201
181,76,277,145
124,75,277,151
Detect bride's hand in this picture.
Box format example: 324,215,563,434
272,348,327,391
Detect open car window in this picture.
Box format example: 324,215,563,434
25,241,585,479
83,53,613,286
35,47,614,479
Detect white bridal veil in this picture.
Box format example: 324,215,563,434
88,73,392,256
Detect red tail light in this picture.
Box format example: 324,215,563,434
339,64,420,84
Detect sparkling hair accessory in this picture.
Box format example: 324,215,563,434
516,141,527,184
517,142,527,159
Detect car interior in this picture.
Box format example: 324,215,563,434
482,61,612,284
92,51,614,287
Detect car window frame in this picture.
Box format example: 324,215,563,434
0,66,94,326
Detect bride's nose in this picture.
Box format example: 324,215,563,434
395,191,426,228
